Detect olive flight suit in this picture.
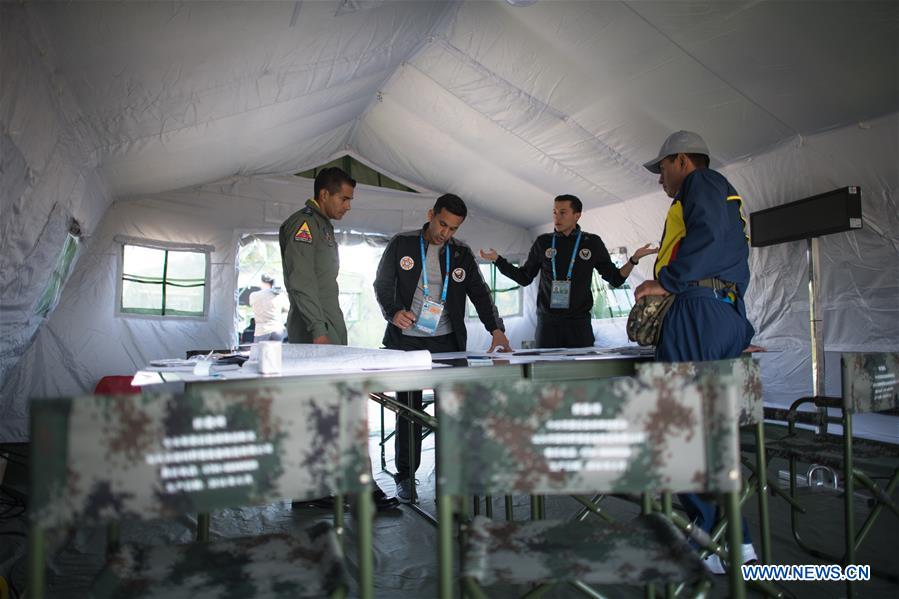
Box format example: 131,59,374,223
278,199,347,345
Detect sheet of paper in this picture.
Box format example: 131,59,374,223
144,363,240,373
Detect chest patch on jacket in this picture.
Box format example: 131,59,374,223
452,267,466,283
294,221,313,243
400,256,415,270
545,247,556,258
579,248,592,260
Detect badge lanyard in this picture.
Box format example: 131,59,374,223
551,229,583,281
420,234,450,303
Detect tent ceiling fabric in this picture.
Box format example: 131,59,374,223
2,1,898,443
30,0,452,197
27,0,897,226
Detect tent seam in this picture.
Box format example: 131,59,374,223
344,0,464,153
433,35,654,186
87,89,369,157
622,1,800,138
68,36,433,135
401,60,623,204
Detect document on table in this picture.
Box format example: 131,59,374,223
243,343,432,376
146,359,241,373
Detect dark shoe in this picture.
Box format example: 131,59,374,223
373,487,400,511
396,478,413,504
291,496,337,510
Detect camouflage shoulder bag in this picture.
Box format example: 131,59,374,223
626,294,675,346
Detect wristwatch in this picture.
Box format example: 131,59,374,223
629,256,639,266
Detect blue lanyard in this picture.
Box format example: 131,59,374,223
420,234,450,303
551,228,583,281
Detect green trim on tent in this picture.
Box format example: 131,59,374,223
296,155,417,193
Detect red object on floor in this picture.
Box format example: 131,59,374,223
94,375,141,394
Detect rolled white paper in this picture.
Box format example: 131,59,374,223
258,341,282,374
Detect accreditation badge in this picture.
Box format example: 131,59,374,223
414,298,445,336
550,280,572,309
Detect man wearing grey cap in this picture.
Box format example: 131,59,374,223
636,130,757,573
635,130,754,358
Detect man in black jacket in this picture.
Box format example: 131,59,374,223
374,193,511,502
481,194,657,348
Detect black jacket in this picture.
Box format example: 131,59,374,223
495,226,626,319
374,224,504,351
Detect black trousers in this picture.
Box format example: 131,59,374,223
535,315,595,348
386,333,460,481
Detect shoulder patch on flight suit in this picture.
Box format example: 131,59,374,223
301,205,314,215
400,256,415,270
579,248,592,260
294,221,313,243
452,267,466,283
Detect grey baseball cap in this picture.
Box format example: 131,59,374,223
643,130,710,174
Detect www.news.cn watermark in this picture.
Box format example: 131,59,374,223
742,563,871,582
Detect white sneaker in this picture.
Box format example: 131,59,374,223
703,553,726,575
703,543,758,575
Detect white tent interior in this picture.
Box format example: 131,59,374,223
1,0,897,444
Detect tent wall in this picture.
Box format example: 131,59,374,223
540,115,899,443
0,175,533,441
0,6,110,420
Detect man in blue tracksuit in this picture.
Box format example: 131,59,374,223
637,130,756,573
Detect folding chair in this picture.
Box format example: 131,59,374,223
377,391,436,475
28,382,374,599
94,375,141,395
436,366,747,599
764,352,899,596
637,358,772,558
91,375,174,564
636,358,794,599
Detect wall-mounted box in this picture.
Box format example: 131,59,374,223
750,186,862,247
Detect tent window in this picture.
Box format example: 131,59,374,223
340,291,362,323
591,247,633,319
468,263,522,319
236,234,389,347
337,270,365,325
120,243,208,317
34,233,79,317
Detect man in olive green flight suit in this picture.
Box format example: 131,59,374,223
279,166,400,511
279,167,353,345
